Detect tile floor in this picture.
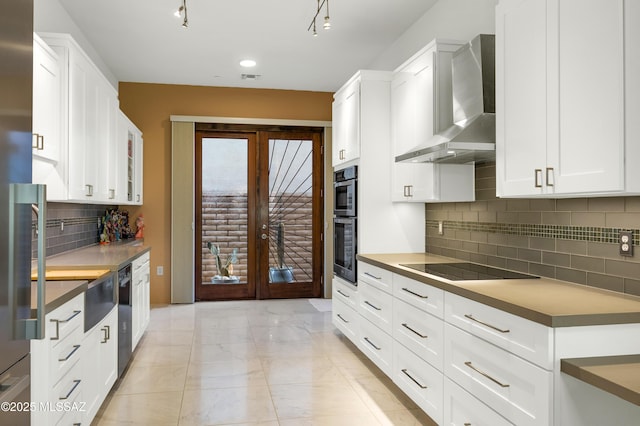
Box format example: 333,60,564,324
93,299,436,425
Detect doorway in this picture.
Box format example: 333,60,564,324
195,127,324,300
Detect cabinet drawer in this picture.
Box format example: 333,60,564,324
332,298,358,344
445,292,552,369
132,251,150,270
393,299,444,370
358,261,392,294
393,273,444,318
333,277,357,310
358,281,393,335
49,326,83,383
358,316,393,376
46,293,84,348
393,340,444,424
50,363,83,425
444,324,552,426
444,377,513,426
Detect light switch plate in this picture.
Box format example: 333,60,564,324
619,230,633,257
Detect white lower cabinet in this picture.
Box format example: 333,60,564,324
393,298,444,371
443,377,513,426
358,315,393,376
444,323,553,426
31,293,84,426
82,306,118,423
393,341,444,424
332,298,359,342
132,252,151,350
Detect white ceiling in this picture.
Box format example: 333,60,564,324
57,0,438,92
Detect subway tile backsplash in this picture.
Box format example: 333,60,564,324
32,203,116,257
425,162,640,297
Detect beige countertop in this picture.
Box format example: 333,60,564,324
30,280,88,315
43,240,151,271
561,355,640,407
357,253,640,327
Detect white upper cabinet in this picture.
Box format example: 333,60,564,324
496,0,640,197
117,111,144,205
32,34,61,163
38,33,121,203
332,77,361,167
390,39,475,203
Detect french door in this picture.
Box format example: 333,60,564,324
195,127,324,300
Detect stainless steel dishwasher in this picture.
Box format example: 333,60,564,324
117,264,132,377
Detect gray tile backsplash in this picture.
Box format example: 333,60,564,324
32,203,116,257
426,162,640,297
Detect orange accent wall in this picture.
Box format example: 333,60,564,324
118,82,333,304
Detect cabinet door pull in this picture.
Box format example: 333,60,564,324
546,167,554,187
337,313,349,324
32,133,39,149
534,169,542,188
363,337,381,350
58,345,81,362
401,287,428,299
364,272,382,280
464,361,510,388
59,379,81,400
401,323,428,339
50,310,82,340
403,185,413,197
336,289,350,298
401,368,427,389
364,300,381,311
85,184,93,196
109,189,115,199
464,314,510,333
101,326,110,343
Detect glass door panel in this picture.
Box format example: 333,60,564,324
195,133,257,300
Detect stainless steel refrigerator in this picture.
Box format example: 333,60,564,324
0,0,47,424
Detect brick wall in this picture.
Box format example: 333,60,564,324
201,193,313,284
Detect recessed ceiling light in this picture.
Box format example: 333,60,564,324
239,59,256,68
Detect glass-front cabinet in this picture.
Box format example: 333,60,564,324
117,110,143,205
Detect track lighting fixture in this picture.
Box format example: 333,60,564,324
307,0,331,36
174,0,188,28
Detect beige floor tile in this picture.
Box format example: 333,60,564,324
261,355,346,386
270,381,371,420
193,325,254,345
278,413,383,426
131,344,192,367
185,358,267,390
348,375,419,412
189,341,260,363
179,386,277,425
143,329,194,346
374,408,438,426
94,391,182,425
115,364,188,395
250,324,313,344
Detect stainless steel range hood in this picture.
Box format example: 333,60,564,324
396,34,495,164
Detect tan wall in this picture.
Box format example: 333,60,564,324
118,82,333,304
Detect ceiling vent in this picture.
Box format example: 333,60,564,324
241,74,261,81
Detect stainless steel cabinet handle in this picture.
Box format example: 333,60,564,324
363,337,381,351
337,313,349,323
403,185,413,197
401,323,428,339
364,300,381,311
339,149,345,160
464,361,510,388
50,310,82,341
85,184,93,196
59,379,81,400
401,368,427,389
336,289,350,298
32,133,39,149
109,189,115,199
534,169,542,188
38,134,44,150
58,345,81,362
101,327,109,343
364,272,382,280
464,314,510,333
401,287,428,299
546,167,554,187
136,194,141,202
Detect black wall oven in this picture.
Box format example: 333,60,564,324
333,166,357,283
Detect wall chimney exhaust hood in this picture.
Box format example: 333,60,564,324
396,34,495,164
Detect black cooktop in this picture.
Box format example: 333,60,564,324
400,262,539,281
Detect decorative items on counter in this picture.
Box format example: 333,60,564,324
135,215,144,239
99,209,135,243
